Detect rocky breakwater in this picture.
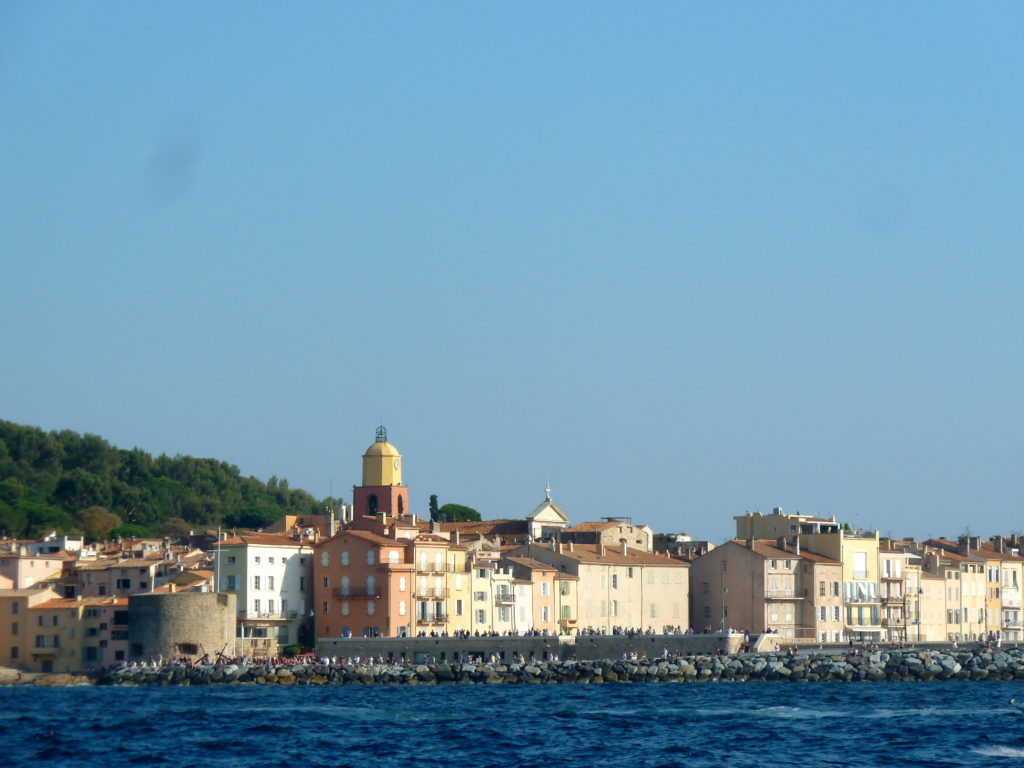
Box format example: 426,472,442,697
97,648,1024,686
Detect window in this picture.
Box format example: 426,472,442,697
819,581,826,596
648,571,655,584
367,575,376,595
703,606,710,618
227,556,236,564
224,575,238,591
474,591,487,602
340,551,349,566
11,603,18,615
253,599,261,613
785,560,792,569
627,567,634,578
268,557,274,565
342,601,350,616
399,576,407,591
321,552,329,567
611,574,618,589
675,571,683,584
389,550,399,564
560,605,571,620
455,599,464,616
819,606,827,621
254,575,261,590
832,581,840,596
116,579,130,590
267,576,274,591
476,609,487,624
649,604,657,618
540,582,550,597
541,606,550,622
341,576,350,596
11,647,18,659
323,577,329,589
254,557,261,564
399,600,406,616
770,560,777,569
367,550,376,566
672,603,680,618
11,622,18,636
833,606,840,622
98,585,106,596
559,581,570,596
299,577,305,591
367,601,375,616
268,600,275,615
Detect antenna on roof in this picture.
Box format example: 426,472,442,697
545,483,551,502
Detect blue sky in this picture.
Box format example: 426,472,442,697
2,3,1022,543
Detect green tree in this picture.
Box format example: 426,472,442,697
429,494,439,521
19,501,75,537
159,516,193,542
436,503,481,522
77,505,123,542
0,501,28,538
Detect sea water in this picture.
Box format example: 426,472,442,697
2,680,1022,767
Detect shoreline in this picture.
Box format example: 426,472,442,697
6,647,1023,687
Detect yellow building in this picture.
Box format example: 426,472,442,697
509,540,689,633
0,587,61,669
921,540,987,641
798,527,882,642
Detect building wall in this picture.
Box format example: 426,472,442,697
0,588,61,669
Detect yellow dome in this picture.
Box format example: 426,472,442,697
364,440,400,457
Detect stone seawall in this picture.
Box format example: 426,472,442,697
97,647,1024,686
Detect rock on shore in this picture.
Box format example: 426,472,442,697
93,647,1024,686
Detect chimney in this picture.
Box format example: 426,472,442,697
550,540,556,551
598,543,605,557
568,541,574,552
431,522,440,534
969,535,980,551
453,530,461,546
411,514,418,525
994,536,1005,554
776,536,786,551
746,538,755,550
794,538,801,556
557,542,563,554
620,541,627,556
169,583,176,593
957,536,968,555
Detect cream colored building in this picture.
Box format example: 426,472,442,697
508,541,689,632
216,532,314,655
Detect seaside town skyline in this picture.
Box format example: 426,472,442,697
3,425,1023,677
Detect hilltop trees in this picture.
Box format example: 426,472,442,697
0,420,326,539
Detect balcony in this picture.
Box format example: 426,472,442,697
764,590,800,599
417,613,448,624
882,595,904,604
494,592,515,604
415,588,449,599
1003,618,1022,628
416,563,451,574
242,610,299,620
332,588,381,599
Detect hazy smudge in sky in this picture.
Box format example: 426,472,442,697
144,123,202,205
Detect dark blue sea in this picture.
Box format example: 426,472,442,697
3,681,1023,767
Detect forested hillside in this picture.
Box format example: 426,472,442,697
0,420,335,541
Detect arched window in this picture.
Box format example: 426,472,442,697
340,551,349,567
367,494,378,515
367,549,376,566
398,496,404,515
367,575,376,595
341,576,350,596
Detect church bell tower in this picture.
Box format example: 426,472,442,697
352,426,410,519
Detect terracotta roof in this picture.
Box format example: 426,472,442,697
564,521,620,532
437,520,527,536
342,529,400,547
218,533,310,548
31,596,128,610
535,543,688,567
502,556,557,572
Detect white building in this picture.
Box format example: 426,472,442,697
215,532,314,656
